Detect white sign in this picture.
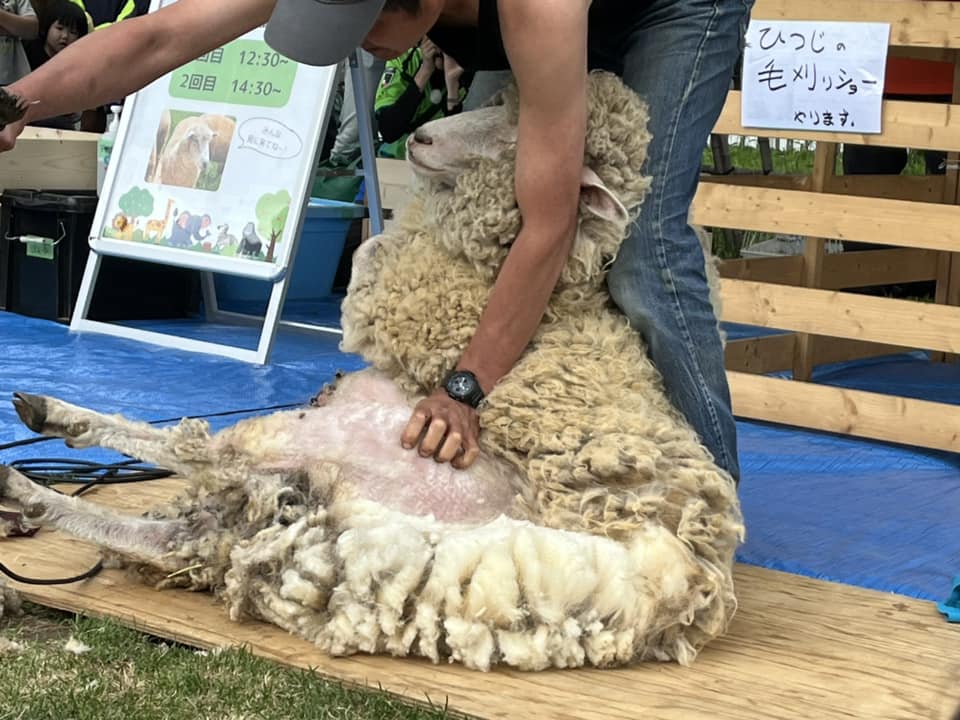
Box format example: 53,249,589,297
741,20,891,134
89,0,337,281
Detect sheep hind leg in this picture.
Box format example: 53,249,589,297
12,392,219,478
0,464,190,571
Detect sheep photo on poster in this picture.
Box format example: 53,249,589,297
146,109,236,191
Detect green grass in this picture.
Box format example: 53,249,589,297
1,603,458,720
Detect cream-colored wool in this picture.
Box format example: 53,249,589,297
0,578,21,620
340,70,744,662
0,71,743,671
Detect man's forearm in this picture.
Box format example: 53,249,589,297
9,20,170,122
456,221,576,393
0,10,37,38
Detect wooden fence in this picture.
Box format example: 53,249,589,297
703,0,960,454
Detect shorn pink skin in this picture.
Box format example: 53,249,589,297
210,369,523,524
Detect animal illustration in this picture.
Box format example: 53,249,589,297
111,212,137,241
215,223,238,252
143,198,175,242
0,73,742,672
238,222,262,257
168,210,212,248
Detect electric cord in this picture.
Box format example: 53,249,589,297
0,399,306,585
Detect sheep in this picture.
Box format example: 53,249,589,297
0,72,743,671
150,115,217,189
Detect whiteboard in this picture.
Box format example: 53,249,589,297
89,0,338,281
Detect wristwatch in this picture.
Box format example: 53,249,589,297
443,370,485,409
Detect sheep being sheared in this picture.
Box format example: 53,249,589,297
0,72,743,671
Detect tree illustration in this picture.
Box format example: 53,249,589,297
118,187,154,223
256,190,291,263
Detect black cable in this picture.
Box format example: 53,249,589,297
0,559,104,586
0,398,307,586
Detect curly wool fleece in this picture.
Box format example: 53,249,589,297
340,71,744,664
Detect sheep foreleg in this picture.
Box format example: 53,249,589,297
12,392,218,477
0,464,190,570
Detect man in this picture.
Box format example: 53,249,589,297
0,0,751,483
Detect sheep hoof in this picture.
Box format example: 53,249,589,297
12,393,48,434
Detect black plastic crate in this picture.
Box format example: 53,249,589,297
0,189,200,323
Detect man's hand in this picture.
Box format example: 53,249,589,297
443,54,464,102
401,389,481,470
0,116,26,152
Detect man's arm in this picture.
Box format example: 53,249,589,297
401,0,589,467
0,7,37,38
458,0,588,392
1,0,274,144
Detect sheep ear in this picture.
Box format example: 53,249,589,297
579,167,629,224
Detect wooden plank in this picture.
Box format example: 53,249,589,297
726,333,797,374
375,158,415,232
714,93,960,153
725,333,912,374
794,142,837,380
728,370,960,454
704,173,944,203
0,127,98,191
719,250,939,289
3,479,958,720
701,173,810,191
720,255,804,285
820,249,940,289
824,175,946,203
752,0,960,49
719,278,960,353
692,184,960,252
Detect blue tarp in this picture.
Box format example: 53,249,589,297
0,310,957,603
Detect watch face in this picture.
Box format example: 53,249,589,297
450,375,473,397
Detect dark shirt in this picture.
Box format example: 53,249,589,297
427,0,650,72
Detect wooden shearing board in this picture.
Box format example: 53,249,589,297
2,479,958,720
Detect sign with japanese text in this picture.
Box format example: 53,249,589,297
89,0,337,281
741,20,891,134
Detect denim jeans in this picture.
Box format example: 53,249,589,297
601,0,754,484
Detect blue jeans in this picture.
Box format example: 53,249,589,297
599,0,753,484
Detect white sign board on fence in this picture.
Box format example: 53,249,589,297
88,0,336,280
741,20,891,134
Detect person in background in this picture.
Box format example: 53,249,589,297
67,0,148,29
22,0,89,129
0,0,37,86
375,37,471,158
24,0,89,71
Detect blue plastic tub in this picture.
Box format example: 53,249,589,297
213,198,365,305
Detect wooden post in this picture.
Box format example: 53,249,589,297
792,141,837,381
933,50,960,363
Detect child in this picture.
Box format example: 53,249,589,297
23,0,89,129
24,0,90,71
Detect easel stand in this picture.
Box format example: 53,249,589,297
71,46,383,365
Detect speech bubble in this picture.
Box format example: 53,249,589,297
237,117,303,160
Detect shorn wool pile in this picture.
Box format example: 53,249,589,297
0,72,743,670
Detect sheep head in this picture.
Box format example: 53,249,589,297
341,72,654,393
401,71,651,288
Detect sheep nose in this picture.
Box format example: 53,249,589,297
413,128,432,145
